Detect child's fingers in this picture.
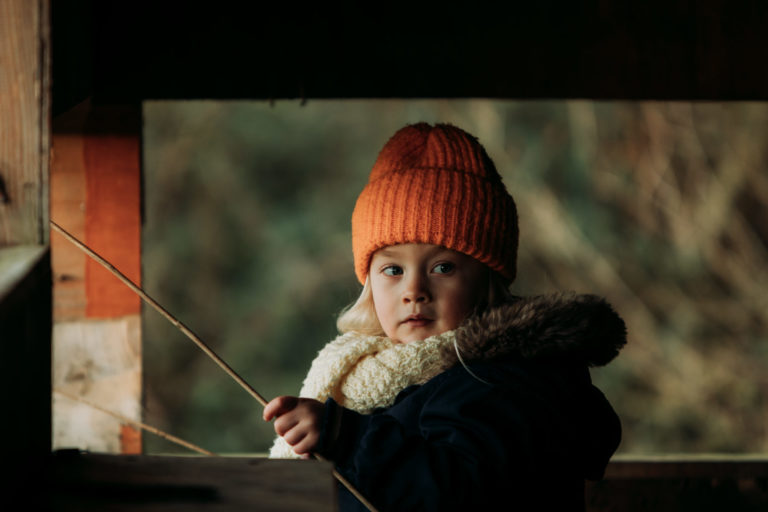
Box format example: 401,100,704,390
282,427,306,448
291,432,319,455
274,414,300,437
263,395,299,421
283,427,316,455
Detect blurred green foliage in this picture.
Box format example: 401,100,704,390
142,100,768,455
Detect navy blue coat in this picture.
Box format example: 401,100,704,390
316,293,626,512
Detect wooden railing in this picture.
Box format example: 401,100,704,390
587,456,768,512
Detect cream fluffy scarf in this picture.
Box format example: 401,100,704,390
269,329,459,459
268,293,629,458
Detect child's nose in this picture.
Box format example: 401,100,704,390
402,273,431,303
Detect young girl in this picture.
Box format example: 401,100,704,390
263,123,626,511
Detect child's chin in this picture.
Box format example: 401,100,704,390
397,328,443,344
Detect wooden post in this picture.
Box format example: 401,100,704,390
0,0,52,506
51,100,143,454
0,0,50,245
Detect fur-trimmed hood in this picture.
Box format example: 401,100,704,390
450,292,625,482
452,292,627,368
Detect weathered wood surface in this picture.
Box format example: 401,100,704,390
0,1,52,506
51,104,88,320
41,454,768,511
48,454,337,512
53,316,142,453
81,112,142,319
0,0,50,245
51,101,143,453
586,458,768,512
51,101,142,319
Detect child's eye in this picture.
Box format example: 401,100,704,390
432,262,455,274
382,265,403,276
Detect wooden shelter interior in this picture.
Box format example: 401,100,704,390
1,1,767,509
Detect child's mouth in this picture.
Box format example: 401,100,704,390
404,315,432,327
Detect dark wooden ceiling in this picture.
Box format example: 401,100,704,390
53,1,768,115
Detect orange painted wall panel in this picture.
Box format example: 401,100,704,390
84,133,142,318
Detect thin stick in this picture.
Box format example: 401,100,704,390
54,388,216,456
50,220,268,408
50,220,379,512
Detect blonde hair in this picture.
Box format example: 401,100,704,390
336,267,513,336
336,278,385,336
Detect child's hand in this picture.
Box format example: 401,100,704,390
263,396,325,456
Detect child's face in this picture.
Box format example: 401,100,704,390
369,243,489,344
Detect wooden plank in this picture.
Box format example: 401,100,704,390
0,1,52,505
53,315,141,453
48,454,337,512
82,106,142,318
51,110,88,320
586,459,768,512
44,454,768,512
604,457,768,479
51,102,143,453
0,0,50,245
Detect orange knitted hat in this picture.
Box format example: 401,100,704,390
351,123,518,284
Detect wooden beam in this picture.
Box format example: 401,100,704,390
49,454,336,512
0,0,50,245
0,6,52,508
62,2,768,103
586,458,768,511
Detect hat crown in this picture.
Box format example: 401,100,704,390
369,123,496,182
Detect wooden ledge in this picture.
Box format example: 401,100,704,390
0,245,48,303
47,452,336,511
605,455,768,479
588,457,768,512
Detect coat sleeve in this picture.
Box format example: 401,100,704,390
317,364,535,512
